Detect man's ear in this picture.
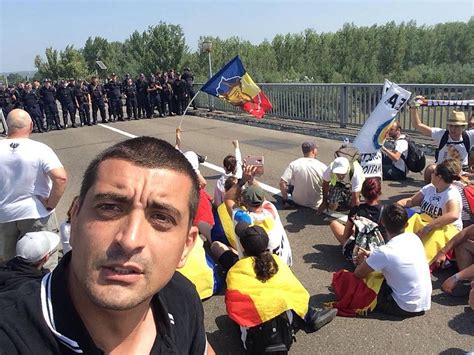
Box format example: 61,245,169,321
177,226,198,268
69,197,81,247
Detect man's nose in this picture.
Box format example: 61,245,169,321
115,210,147,253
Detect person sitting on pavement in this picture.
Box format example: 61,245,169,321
211,165,292,271
410,98,474,179
381,121,409,181
213,140,243,206
432,224,474,297
280,141,327,209
398,159,463,265
354,203,432,318
0,231,59,292
225,222,337,353
449,158,474,228
330,177,387,257
318,156,365,214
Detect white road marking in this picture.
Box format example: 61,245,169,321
98,123,282,195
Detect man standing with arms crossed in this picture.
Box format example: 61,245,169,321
0,136,213,354
0,109,67,263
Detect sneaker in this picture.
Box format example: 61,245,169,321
197,154,207,164
307,307,337,331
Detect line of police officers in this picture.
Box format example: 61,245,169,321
0,68,197,133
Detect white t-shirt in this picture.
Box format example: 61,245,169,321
213,147,243,206
0,138,63,223
432,128,474,165
281,157,327,208
322,160,365,192
366,232,432,313
392,135,409,172
420,184,463,230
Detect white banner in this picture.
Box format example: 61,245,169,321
360,150,383,179
353,81,411,154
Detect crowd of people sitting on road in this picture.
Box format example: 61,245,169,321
0,101,473,353
0,68,198,134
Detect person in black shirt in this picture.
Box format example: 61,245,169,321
124,78,138,120
107,73,123,121
39,79,62,131
22,82,44,132
73,80,91,126
182,67,198,110
57,80,77,128
136,73,149,119
172,73,187,115
147,80,163,118
89,76,108,124
0,137,211,354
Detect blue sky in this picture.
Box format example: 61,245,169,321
0,0,472,72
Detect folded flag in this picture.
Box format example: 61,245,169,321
200,55,272,119
328,270,384,317
414,98,474,107
226,254,308,327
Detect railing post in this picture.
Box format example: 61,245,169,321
340,85,348,128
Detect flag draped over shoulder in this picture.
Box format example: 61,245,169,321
200,56,272,119
225,255,309,327
328,270,384,317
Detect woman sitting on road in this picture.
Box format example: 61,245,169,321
398,159,463,265
330,177,387,261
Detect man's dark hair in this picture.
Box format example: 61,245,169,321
79,137,200,225
381,203,408,235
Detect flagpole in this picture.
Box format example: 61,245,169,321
179,91,201,128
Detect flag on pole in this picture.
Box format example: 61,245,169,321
200,56,272,119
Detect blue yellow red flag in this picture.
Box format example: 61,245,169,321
200,56,272,119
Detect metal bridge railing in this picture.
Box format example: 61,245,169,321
193,83,474,133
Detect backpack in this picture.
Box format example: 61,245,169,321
400,136,426,173
435,131,470,163
244,312,294,354
335,144,360,165
343,207,385,264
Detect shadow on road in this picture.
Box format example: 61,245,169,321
207,315,245,355
447,307,474,336
284,208,327,233
303,244,353,272
439,348,472,355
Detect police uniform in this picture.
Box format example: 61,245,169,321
22,88,44,132
124,82,138,119
89,81,107,124
39,83,62,131
159,79,173,116
57,83,77,128
182,69,197,110
147,81,163,118
0,86,14,118
107,77,123,121
136,76,149,119
172,77,187,115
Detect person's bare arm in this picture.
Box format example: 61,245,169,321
432,225,474,266
417,199,460,238
42,167,67,210
398,191,424,208
317,180,330,214
410,107,433,137
351,191,361,208
279,178,289,200
354,259,374,279
381,146,402,161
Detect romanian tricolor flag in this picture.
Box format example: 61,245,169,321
200,56,272,119
328,270,384,317
225,254,309,327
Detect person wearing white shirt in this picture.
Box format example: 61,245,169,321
355,203,432,318
381,121,409,181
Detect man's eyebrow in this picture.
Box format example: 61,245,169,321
149,201,183,220
93,193,130,203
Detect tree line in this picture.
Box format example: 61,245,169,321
3,18,473,85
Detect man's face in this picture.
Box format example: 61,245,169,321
447,124,463,140
336,173,346,181
388,124,399,138
69,159,198,311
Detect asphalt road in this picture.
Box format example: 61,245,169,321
27,113,473,354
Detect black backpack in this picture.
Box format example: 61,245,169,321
401,136,426,173
244,312,294,354
434,131,470,163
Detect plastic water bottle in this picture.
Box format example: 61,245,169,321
342,137,350,147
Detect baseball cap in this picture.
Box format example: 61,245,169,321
241,185,265,207
234,222,269,256
302,141,318,154
331,157,350,175
16,231,60,263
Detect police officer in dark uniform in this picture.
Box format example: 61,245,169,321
79,80,92,126
22,82,44,132
172,73,187,116
89,76,107,124
181,67,197,110
73,80,90,126
39,79,62,131
124,78,138,120
146,80,163,118
0,84,15,118
107,73,123,121
159,73,172,116
56,79,77,128
135,73,148,119
13,83,25,109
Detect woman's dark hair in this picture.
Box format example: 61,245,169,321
435,159,462,184
235,223,278,282
361,177,382,202
223,154,237,174
224,176,238,191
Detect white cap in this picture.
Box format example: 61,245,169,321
16,231,60,263
183,151,200,175
331,157,350,175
